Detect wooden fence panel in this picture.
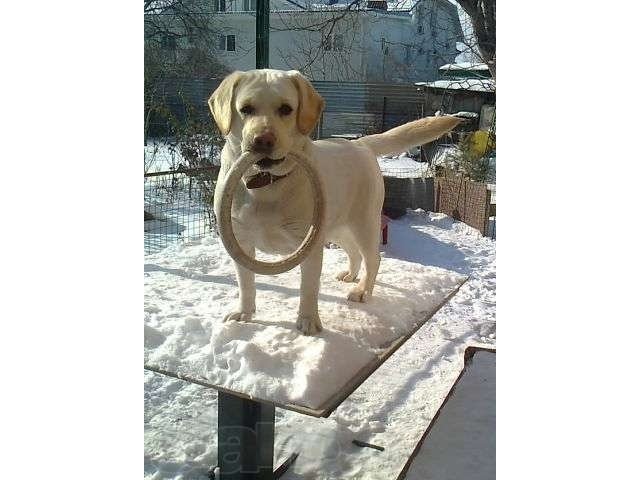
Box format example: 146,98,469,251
435,177,491,236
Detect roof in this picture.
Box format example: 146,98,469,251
309,3,412,14
309,0,456,13
439,62,489,71
415,78,496,93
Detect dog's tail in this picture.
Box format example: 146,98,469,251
353,116,462,157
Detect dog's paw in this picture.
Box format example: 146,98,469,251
296,313,323,336
223,311,253,323
335,270,357,282
347,287,369,303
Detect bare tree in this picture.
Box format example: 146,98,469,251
271,0,466,83
454,0,495,77
144,0,220,47
144,1,228,142
273,6,367,80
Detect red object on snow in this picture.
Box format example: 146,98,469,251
381,214,391,245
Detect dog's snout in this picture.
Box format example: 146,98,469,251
252,132,276,153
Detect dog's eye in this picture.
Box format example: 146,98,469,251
278,104,293,116
239,105,255,115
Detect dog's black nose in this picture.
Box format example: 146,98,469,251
252,132,276,153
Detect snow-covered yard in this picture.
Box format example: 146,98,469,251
404,350,495,480
145,141,456,179
144,209,495,479
144,139,221,174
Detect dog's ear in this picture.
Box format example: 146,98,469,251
208,71,243,136
287,71,325,135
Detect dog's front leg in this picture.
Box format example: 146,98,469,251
224,236,256,323
297,245,323,335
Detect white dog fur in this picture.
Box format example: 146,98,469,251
209,69,460,335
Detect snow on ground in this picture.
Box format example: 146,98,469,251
145,141,183,173
404,350,496,480
144,139,221,173
376,147,462,179
377,153,428,178
144,210,495,479
145,140,458,180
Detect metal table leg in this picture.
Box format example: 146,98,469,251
217,392,297,480
218,392,274,479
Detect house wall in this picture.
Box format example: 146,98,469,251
215,0,292,12
209,2,462,82
362,1,461,83
212,12,366,81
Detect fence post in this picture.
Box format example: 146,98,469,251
483,186,492,237
318,111,324,139
256,0,269,69
381,96,387,132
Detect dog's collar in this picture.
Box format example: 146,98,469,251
244,171,289,189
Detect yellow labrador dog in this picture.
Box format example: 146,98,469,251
209,69,460,335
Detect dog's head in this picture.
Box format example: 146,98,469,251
208,69,324,176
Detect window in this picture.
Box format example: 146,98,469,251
217,34,236,52
214,0,226,12
322,33,344,52
226,34,235,52
333,34,344,51
160,34,177,50
243,0,256,10
417,24,424,34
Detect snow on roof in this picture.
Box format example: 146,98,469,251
308,1,413,13
415,78,496,92
386,0,414,10
309,0,412,9
439,62,489,71
452,111,479,119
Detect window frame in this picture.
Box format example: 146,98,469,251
226,34,236,52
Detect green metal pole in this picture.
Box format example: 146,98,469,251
256,0,269,68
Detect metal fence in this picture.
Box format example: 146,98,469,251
147,78,431,139
145,78,496,248
144,166,220,255
314,81,426,137
144,166,494,255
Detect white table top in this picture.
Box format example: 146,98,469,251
144,241,466,417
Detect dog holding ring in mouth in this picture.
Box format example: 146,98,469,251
210,69,461,335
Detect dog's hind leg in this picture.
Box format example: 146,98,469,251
347,222,381,303
334,232,362,283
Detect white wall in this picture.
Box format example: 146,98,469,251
154,1,463,82
358,1,461,83
213,11,366,80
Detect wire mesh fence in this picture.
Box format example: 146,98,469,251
144,166,220,255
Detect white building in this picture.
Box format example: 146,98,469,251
209,0,463,82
